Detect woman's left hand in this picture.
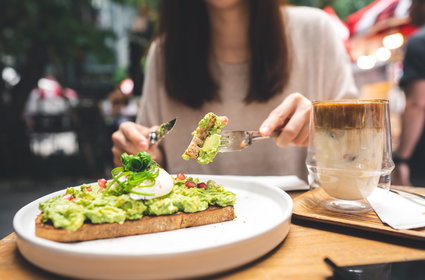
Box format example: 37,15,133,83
259,92,311,147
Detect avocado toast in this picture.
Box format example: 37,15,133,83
182,112,227,164
36,152,236,242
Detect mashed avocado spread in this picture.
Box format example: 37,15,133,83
39,152,236,231
39,177,235,231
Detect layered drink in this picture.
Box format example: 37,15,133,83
309,101,386,201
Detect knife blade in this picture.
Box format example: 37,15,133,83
149,118,177,145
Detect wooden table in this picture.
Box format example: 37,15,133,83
1,189,425,280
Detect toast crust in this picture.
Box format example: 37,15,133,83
35,206,235,242
183,114,217,159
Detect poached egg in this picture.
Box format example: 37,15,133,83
129,168,174,200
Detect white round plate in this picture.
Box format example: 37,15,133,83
14,175,293,280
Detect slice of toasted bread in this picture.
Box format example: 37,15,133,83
183,113,217,159
35,206,234,242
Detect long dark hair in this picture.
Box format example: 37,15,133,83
158,0,290,108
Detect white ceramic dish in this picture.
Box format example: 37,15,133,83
13,175,293,280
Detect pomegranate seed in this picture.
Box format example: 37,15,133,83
176,173,186,180
63,194,74,201
185,181,196,188
98,178,107,188
86,187,92,192
197,182,207,190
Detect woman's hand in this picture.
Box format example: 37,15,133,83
111,122,163,166
260,93,311,147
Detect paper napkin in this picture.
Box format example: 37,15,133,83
368,188,425,230
206,175,309,191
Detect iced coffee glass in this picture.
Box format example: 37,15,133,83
306,99,394,213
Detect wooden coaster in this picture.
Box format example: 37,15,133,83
293,188,425,241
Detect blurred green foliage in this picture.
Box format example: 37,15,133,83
0,0,115,68
112,67,130,86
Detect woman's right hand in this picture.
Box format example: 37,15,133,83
111,122,163,167
259,92,311,147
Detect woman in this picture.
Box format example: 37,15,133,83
112,0,357,179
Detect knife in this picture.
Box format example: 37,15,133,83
149,118,177,145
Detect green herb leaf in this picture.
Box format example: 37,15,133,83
106,152,160,196
120,152,154,172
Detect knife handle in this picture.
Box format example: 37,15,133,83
149,131,158,145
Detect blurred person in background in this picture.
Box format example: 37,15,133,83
24,75,78,132
103,79,138,129
393,0,425,186
111,0,357,179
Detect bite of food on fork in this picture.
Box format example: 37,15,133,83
182,112,228,164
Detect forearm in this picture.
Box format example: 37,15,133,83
396,81,425,159
397,101,425,158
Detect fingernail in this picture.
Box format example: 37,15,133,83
139,140,147,149
260,126,271,135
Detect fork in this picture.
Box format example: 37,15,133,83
219,130,278,152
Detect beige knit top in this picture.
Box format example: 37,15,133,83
136,6,358,180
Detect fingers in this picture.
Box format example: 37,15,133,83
219,116,229,124
260,93,311,147
112,125,145,155
112,146,125,166
260,92,303,136
149,125,160,132
111,122,151,165
120,122,151,150
277,111,310,147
